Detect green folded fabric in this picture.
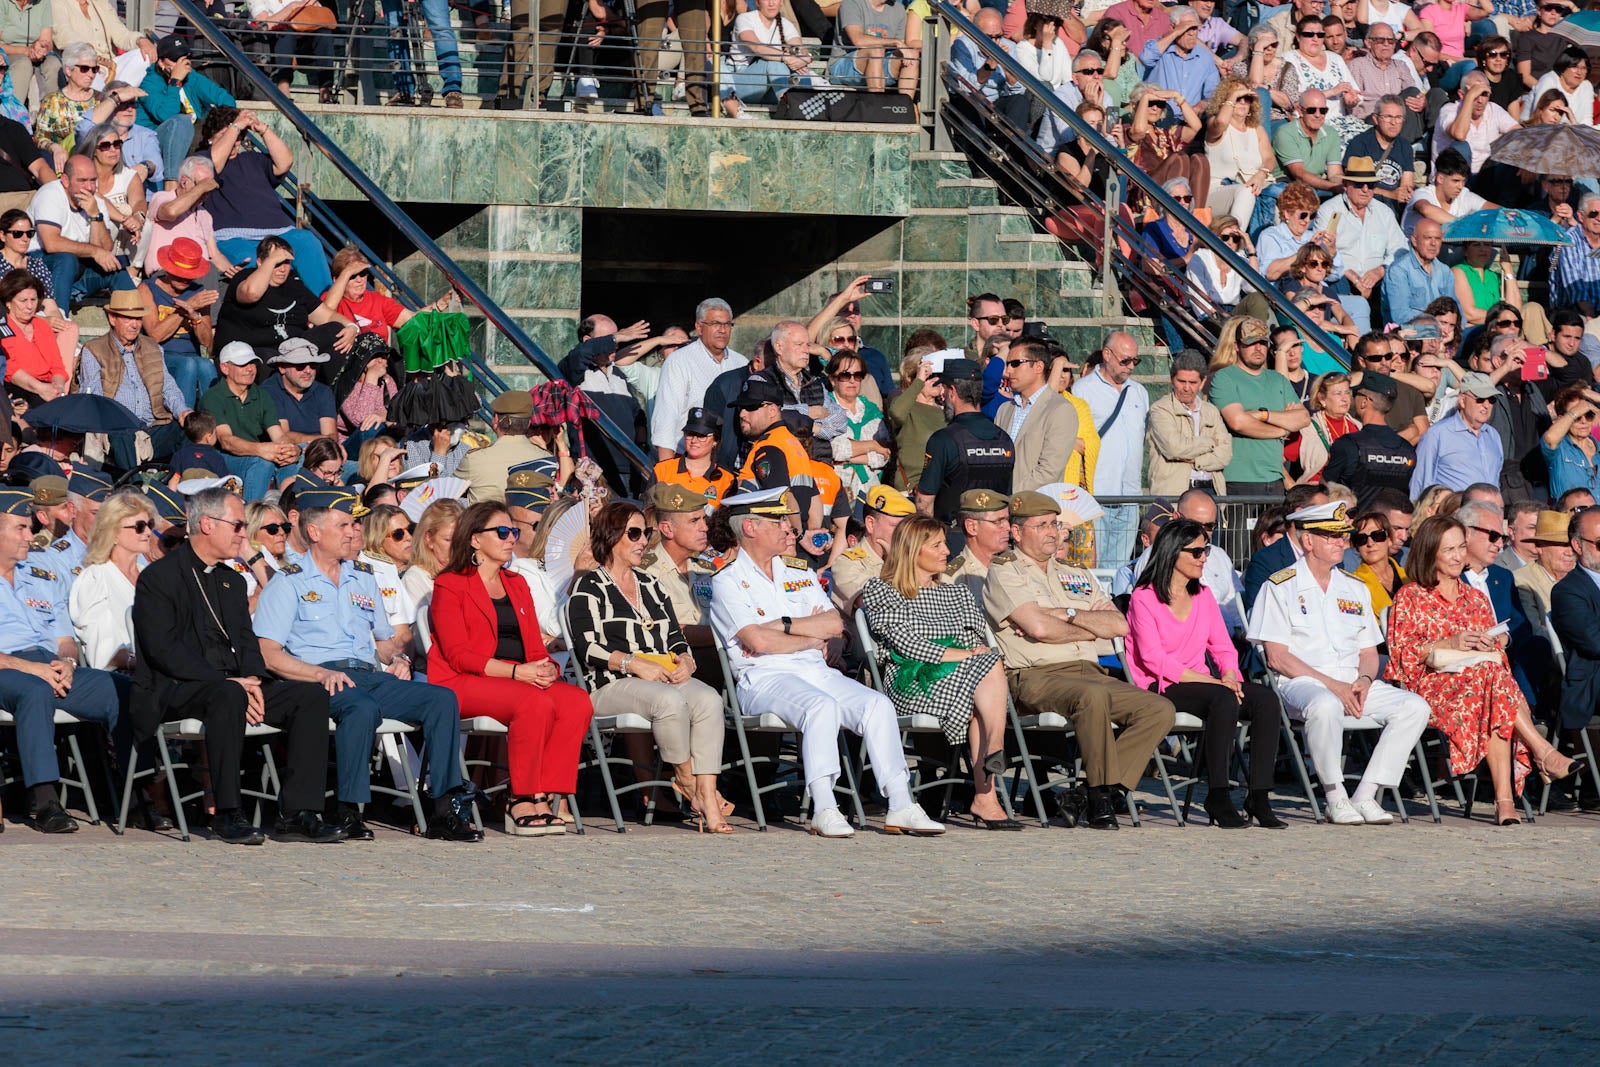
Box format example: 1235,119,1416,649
396,310,473,373
888,637,963,697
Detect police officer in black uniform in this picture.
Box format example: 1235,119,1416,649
914,358,1015,553
1322,371,1417,512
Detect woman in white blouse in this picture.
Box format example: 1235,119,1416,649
1016,13,1073,89
724,0,811,106
359,503,419,651
69,489,158,671
403,498,464,666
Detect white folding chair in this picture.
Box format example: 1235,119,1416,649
565,644,678,834
0,709,107,825
114,719,283,841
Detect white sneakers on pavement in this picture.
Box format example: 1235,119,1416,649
885,805,946,836
1354,797,1394,825
1325,797,1365,825
808,807,855,838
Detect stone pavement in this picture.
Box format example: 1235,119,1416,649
3,805,1599,1062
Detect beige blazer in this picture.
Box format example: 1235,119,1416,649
1146,391,1232,496
994,387,1078,493
457,433,553,504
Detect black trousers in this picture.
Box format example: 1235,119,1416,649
162,678,331,814
1162,680,1280,789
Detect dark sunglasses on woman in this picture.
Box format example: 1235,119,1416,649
477,525,521,541
1351,529,1389,548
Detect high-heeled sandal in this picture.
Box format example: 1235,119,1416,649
505,795,563,836
1494,799,1520,826
536,794,570,826
1535,750,1586,784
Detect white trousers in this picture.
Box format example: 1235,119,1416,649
1277,677,1430,791
738,667,911,812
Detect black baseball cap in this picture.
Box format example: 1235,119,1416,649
734,374,786,410
683,406,721,436
156,35,191,62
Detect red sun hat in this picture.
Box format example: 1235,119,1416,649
156,236,210,280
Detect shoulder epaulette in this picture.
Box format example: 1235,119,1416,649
279,563,303,575
641,551,659,567
991,550,1016,565
51,538,71,552
841,545,868,561
945,553,965,575
29,565,55,580
351,559,373,574
1268,565,1298,585
781,554,811,570
29,532,49,551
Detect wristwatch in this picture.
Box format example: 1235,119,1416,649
1065,608,1078,622
782,616,793,634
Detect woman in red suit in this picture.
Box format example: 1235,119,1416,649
429,500,594,836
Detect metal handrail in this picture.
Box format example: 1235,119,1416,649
171,0,651,476
930,1,1351,368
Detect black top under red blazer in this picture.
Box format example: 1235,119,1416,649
428,567,552,685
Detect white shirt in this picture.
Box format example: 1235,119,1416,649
1463,566,1490,600
69,559,140,670
1401,184,1488,236
1187,249,1244,306
1246,562,1382,683
1016,37,1073,88
1126,541,1248,634
729,10,801,67
649,339,747,453
709,549,831,681
1315,193,1406,275
28,180,108,249
1073,368,1149,494
359,552,418,627
507,556,565,639
1432,100,1520,172
1531,71,1596,129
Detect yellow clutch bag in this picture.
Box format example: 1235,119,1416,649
633,652,680,671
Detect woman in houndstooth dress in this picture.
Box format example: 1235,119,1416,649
858,516,1019,828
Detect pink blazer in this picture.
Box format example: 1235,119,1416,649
1124,585,1239,692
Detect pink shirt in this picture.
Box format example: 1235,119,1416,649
1124,584,1239,692
1418,2,1469,58
143,191,217,277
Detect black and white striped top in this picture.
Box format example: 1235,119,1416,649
567,566,689,689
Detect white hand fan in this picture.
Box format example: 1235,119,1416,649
541,505,590,595
1036,482,1106,528
400,476,469,523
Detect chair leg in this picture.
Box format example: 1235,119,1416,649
1411,740,1442,823
836,734,867,826
457,748,483,832
1280,708,1322,823
113,744,140,835
587,719,629,834
395,739,428,834
158,732,191,842
731,715,768,832
565,792,584,834
62,731,101,825
1006,697,1051,827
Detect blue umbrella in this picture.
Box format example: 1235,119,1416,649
23,394,145,433
1441,208,1575,246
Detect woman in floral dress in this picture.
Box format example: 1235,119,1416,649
1276,17,1366,145
1385,516,1582,824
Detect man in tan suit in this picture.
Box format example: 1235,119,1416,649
991,337,1077,493
1147,350,1232,496
1515,510,1577,630
457,390,554,504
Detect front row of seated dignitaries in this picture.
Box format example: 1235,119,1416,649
132,486,485,845
708,487,947,839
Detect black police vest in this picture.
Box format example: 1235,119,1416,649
934,420,1015,520
1351,429,1415,506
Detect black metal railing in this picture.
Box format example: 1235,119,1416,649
171,0,652,477
929,1,1351,368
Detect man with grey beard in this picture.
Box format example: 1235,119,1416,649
914,358,1015,554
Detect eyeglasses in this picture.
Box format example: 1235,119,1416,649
257,522,289,536
208,517,247,534
1004,357,1042,368
1180,545,1212,558
122,520,152,534
389,526,414,540
1574,411,1597,421
1302,106,1328,114
623,526,648,542
1586,210,1600,219
1290,210,1312,220
1113,357,1139,367
476,525,521,541
1223,233,1243,244
1368,35,1396,43
1078,67,1104,75
6,228,33,238
1305,259,1331,269
1350,528,1389,547
700,318,733,329
1145,100,1166,109
96,139,124,151
832,370,866,381
1470,525,1506,544
975,314,1013,325
1547,177,1574,184
1540,4,1569,11
73,64,98,72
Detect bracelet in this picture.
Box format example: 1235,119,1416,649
1356,674,1373,683
621,653,634,675
510,663,519,680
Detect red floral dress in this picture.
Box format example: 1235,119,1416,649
1385,581,1530,794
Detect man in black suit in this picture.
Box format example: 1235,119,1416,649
131,486,344,845
1548,506,1600,808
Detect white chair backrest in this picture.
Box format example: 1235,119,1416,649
854,608,885,692
1545,612,1567,672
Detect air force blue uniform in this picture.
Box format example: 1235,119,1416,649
254,556,463,805
0,557,124,788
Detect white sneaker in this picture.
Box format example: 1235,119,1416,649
576,76,600,98
885,805,946,836
807,806,855,838
1354,797,1394,825
1325,797,1364,825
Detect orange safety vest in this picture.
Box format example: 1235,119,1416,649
654,456,734,504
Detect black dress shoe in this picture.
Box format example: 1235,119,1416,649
212,810,265,845
424,810,485,842
333,808,375,841
973,813,1024,830
1085,790,1120,830
30,800,78,834
274,810,347,843
1204,789,1250,829
1545,789,1579,812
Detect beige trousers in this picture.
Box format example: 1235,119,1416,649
592,675,724,774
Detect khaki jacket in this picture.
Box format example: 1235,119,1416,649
1146,392,1231,496
994,387,1078,493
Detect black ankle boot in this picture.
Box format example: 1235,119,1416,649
1203,788,1248,828
1245,789,1287,829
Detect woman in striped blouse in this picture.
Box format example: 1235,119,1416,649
568,501,733,834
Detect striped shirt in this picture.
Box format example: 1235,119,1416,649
567,566,689,689
1553,225,1600,312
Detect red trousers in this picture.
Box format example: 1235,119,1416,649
441,676,593,795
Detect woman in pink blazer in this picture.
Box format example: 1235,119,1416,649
1124,517,1284,829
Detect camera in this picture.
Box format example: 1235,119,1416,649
865,277,895,294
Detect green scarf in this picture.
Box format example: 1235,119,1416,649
887,636,963,697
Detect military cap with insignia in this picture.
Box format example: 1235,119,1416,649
959,488,1009,513
506,460,556,511
393,462,440,491
29,474,68,507
723,486,799,517
297,487,370,518
649,481,706,514
1008,490,1061,519
176,471,244,496
861,484,916,517
0,487,34,515
490,389,535,416
143,482,187,523
1288,500,1354,534
6,452,65,483
67,466,113,502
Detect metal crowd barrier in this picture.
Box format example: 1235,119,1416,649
1095,494,1286,569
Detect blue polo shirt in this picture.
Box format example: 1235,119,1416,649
254,556,394,667
262,373,335,437
0,560,72,653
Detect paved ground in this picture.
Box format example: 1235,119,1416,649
4,798,1599,1062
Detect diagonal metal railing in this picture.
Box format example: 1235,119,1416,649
929,0,1351,368
169,0,652,477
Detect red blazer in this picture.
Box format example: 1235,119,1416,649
428,568,552,685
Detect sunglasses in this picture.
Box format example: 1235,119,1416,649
1299,30,1325,38
1350,528,1389,547
73,64,98,72
1494,318,1522,329
1291,210,1312,220
1004,357,1041,368
829,335,858,346
1471,525,1505,544
1173,194,1193,203
1223,233,1243,244
1368,35,1395,43
832,370,866,381
1587,210,1600,219
1484,50,1509,58
1078,67,1104,75
96,139,124,151
6,228,33,238
1146,101,1167,109
476,525,521,541
1547,178,1574,184
1302,106,1328,114
210,517,247,534
624,526,648,542
257,522,290,536
351,269,370,280
123,520,152,534
1180,545,1212,558
975,314,1014,325
1306,259,1331,269
389,526,414,540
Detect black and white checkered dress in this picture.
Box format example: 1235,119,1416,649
859,577,1001,745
